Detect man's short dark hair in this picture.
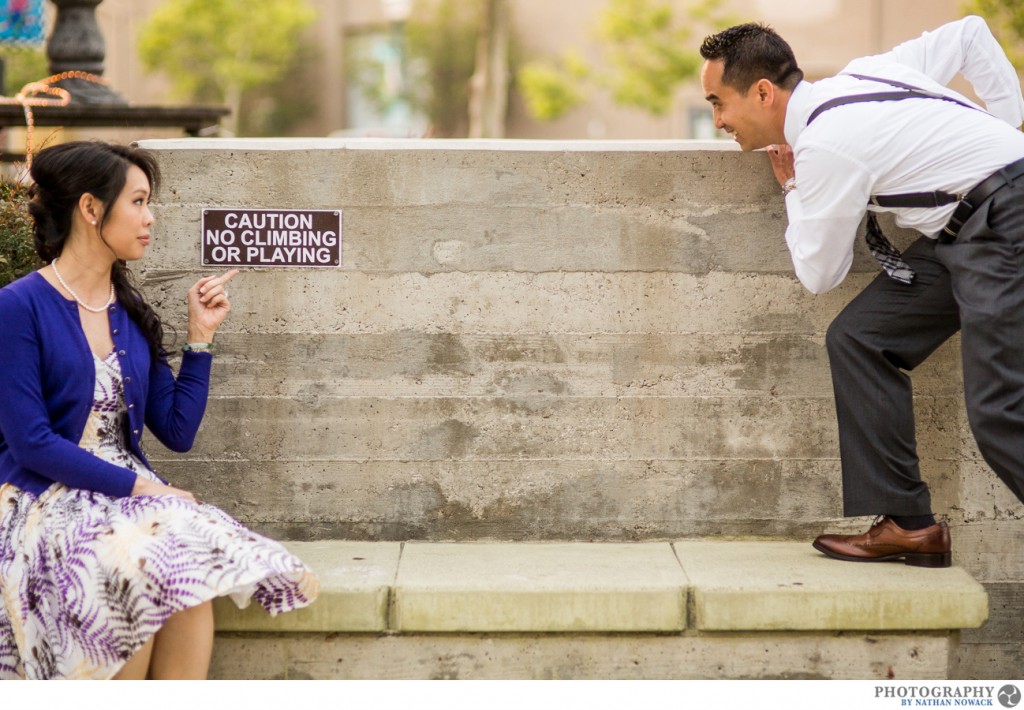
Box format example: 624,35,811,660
700,23,803,93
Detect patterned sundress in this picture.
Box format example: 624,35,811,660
0,350,319,679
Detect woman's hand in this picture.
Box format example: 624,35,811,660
767,144,795,187
131,475,197,503
186,269,239,344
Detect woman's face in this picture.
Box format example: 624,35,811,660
98,164,154,261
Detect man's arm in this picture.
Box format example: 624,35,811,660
885,15,1024,127
777,144,874,294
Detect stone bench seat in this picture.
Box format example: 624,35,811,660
211,540,988,679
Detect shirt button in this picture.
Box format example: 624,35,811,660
128,403,135,409
124,377,132,384
133,429,139,436
112,329,119,335
118,350,126,356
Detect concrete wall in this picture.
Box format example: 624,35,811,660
137,138,1022,678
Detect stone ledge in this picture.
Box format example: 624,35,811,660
394,542,687,632
214,541,399,633
138,137,741,152
676,541,988,632
213,540,988,634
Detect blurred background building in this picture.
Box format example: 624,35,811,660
0,0,1012,147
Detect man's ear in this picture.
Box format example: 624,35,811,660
756,78,775,106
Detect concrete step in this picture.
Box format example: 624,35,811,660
211,539,987,679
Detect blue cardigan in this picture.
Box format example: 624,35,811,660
0,271,212,498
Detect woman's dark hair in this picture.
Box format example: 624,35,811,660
700,23,804,93
28,141,167,358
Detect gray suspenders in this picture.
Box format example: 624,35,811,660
805,73,1024,245
806,74,985,210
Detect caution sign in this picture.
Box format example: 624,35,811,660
201,209,342,268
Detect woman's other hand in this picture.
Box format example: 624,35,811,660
130,475,198,503
186,269,239,343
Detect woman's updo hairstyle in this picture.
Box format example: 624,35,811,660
28,141,168,358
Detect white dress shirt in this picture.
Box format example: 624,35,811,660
782,15,1024,294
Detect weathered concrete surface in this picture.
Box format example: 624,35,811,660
137,139,1022,677
208,539,970,679
214,540,983,634
159,459,851,540
136,140,962,544
946,456,1024,679
676,541,987,632
393,542,687,632
209,632,954,680
213,541,400,633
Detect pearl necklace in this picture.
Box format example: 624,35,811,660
51,257,115,313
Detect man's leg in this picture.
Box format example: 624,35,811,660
937,185,1024,505
825,235,961,517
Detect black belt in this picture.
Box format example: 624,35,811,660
939,156,1024,242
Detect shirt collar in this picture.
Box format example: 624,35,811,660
783,79,815,147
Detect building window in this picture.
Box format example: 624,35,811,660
689,108,721,141
343,27,427,137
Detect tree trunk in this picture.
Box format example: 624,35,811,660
468,0,509,138
224,81,243,137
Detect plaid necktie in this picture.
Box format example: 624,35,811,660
865,214,915,284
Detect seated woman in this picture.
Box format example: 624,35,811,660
0,141,318,679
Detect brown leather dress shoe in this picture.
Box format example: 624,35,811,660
812,516,951,568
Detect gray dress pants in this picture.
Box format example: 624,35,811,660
825,181,1024,516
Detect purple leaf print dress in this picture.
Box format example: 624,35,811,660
0,350,318,679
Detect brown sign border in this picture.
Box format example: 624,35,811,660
201,208,342,268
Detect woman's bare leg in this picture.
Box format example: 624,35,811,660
113,636,155,680
148,600,214,680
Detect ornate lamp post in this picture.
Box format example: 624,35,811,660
0,0,229,160
46,0,127,105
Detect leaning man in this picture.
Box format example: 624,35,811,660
699,16,1024,567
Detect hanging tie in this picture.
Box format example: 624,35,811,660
865,214,915,284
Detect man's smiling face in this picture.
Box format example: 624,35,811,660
700,59,776,151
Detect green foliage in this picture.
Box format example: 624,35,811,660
239,40,323,136
0,46,48,95
596,0,704,114
137,0,317,135
138,0,317,99
347,0,523,137
518,0,729,121
965,0,1024,66
405,0,483,137
347,0,483,137
518,52,588,121
0,177,41,288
